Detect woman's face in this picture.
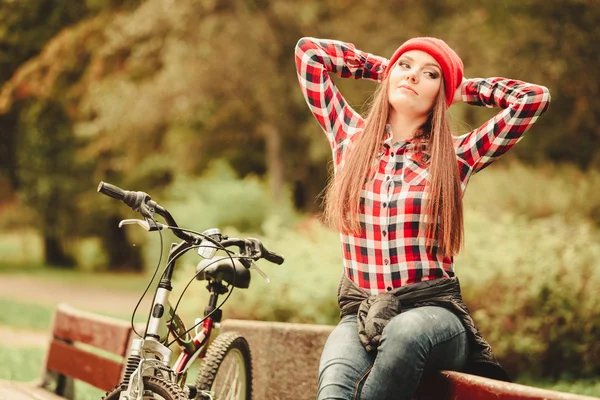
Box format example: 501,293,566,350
387,50,442,117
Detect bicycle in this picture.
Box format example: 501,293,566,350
97,181,284,400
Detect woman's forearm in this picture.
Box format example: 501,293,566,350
295,37,387,83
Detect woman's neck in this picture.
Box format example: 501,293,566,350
387,110,427,143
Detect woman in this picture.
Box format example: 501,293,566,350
294,36,551,400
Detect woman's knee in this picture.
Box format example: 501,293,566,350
379,306,466,354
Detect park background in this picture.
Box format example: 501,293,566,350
0,0,599,398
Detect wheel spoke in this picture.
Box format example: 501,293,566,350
217,357,236,398
224,365,239,400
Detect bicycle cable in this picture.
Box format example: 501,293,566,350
166,252,257,348
126,220,250,344
164,245,241,347
129,219,222,339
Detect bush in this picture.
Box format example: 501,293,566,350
140,160,298,269
165,160,297,233
457,211,600,380
464,162,600,225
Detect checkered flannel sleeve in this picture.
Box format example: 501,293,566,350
455,78,551,173
294,37,388,150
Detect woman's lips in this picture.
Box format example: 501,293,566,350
398,85,418,95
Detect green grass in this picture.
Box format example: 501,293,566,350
0,346,45,381
0,297,148,331
0,298,54,331
0,262,151,292
517,378,600,397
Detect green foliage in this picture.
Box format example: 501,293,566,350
458,164,600,379
457,211,600,379
11,100,85,265
0,231,42,264
0,0,88,82
464,161,600,226
165,160,297,233
70,237,109,272
516,378,600,398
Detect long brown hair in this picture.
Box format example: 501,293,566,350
323,75,464,257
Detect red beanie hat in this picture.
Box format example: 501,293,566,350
386,37,464,107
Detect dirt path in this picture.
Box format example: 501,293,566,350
0,326,48,347
0,275,150,315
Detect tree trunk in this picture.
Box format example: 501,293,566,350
261,122,284,205
44,235,74,267
0,113,19,189
103,215,143,272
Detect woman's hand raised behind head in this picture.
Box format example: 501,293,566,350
452,77,468,105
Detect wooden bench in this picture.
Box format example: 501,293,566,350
221,319,600,400
0,303,135,399
2,308,598,399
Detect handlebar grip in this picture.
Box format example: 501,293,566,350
263,249,284,265
97,181,126,201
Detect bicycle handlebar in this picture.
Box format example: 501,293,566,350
97,181,285,265
220,238,285,266
97,181,126,201
261,246,284,265
98,181,198,242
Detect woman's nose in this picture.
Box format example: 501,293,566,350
405,69,418,83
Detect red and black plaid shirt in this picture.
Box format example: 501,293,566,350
295,37,551,295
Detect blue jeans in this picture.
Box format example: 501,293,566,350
317,306,469,400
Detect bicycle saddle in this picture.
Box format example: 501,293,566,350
196,256,251,288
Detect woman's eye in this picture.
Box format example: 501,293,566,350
399,62,410,69
425,71,439,79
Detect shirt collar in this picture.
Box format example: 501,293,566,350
383,124,413,149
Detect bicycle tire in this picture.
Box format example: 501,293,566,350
104,375,187,400
196,331,252,400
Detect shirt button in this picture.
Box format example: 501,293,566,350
386,176,391,181
382,230,387,236
390,152,395,157
386,286,392,292
384,259,389,265
383,202,387,208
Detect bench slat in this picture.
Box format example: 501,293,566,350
53,303,132,355
46,339,123,392
418,371,599,400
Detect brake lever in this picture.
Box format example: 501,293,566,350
118,218,166,231
250,261,270,284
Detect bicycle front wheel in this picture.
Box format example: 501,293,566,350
196,331,252,400
104,375,187,400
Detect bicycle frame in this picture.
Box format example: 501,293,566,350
120,239,225,399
